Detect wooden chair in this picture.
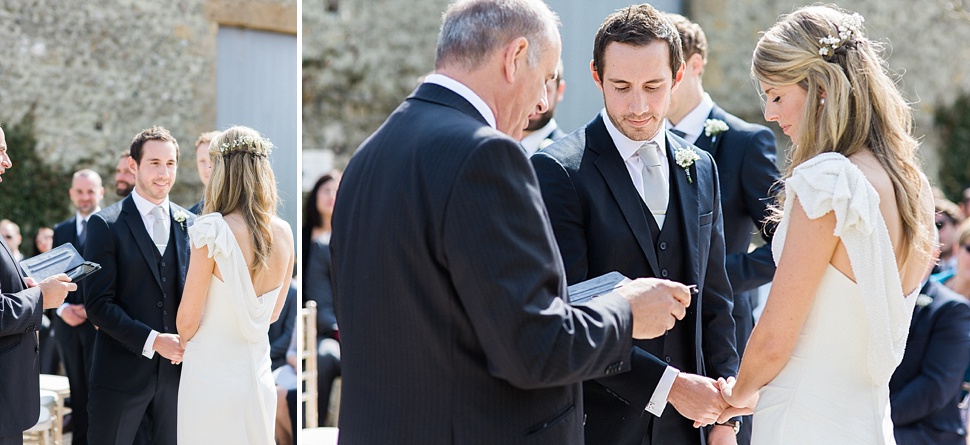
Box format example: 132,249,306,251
23,390,57,445
301,300,319,429
38,374,70,445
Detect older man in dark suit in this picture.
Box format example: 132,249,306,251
84,127,195,445
330,1,694,444
890,271,970,444
0,125,74,445
664,13,780,444
532,6,740,445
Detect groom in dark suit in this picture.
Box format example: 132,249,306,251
532,5,739,444
84,126,195,445
331,1,694,444
52,169,105,445
0,125,74,445
664,14,780,444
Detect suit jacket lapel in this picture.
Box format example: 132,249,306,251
667,134,701,283
588,116,661,275
122,196,162,288
0,236,26,289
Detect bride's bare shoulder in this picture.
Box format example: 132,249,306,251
846,151,894,197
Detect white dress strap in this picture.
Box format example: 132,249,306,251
189,213,279,343
773,153,915,384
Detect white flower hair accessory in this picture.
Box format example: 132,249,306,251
818,12,864,59
673,146,701,184
219,134,274,157
173,210,189,231
703,119,729,138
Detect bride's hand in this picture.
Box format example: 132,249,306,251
714,377,757,422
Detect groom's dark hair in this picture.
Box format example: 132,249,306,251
592,4,683,80
129,126,180,164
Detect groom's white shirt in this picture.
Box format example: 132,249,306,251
131,188,172,359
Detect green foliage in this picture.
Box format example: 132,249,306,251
935,92,970,200
1,113,72,255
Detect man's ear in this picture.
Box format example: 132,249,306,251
687,53,704,76
590,59,604,92
671,60,685,90
128,156,137,174
502,37,529,84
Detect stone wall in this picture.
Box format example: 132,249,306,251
692,0,970,182
302,0,451,172
0,0,295,207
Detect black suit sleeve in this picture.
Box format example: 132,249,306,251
52,221,83,305
0,287,43,337
890,300,970,426
269,286,297,364
725,127,779,294
442,137,634,389
83,214,153,354
699,158,741,379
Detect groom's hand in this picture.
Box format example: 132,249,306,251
667,373,728,426
617,278,690,339
154,333,184,362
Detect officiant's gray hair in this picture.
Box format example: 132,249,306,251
435,0,559,71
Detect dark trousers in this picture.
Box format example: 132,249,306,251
0,434,22,445
54,319,95,445
87,360,179,445
317,337,341,425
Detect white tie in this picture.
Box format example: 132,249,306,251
150,206,168,254
638,141,668,228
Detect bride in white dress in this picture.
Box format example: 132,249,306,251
175,126,295,444
717,6,935,445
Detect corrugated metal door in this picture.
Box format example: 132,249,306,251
216,26,298,236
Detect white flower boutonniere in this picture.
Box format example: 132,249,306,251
173,210,188,231
674,147,701,184
915,294,933,308
703,119,729,139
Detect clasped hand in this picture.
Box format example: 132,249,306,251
670,374,756,429
154,333,185,365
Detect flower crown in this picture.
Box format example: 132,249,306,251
218,134,273,157
817,12,864,60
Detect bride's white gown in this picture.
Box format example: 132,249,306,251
177,214,282,444
753,153,917,445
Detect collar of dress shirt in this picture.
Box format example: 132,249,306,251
130,188,171,219
602,109,667,162
520,118,559,156
423,74,497,129
666,93,714,144
76,208,100,234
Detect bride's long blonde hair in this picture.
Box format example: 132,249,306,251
752,4,932,266
203,126,278,278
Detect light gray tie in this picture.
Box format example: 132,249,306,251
638,141,669,228
150,205,168,254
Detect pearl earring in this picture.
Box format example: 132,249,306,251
820,98,826,105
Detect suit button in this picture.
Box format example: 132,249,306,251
164,326,170,331
157,302,164,308
163,311,168,315
659,242,667,250
161,262,166,267
163,293,167,299
661,269,668,278
665,355,671,363
162,277,167,282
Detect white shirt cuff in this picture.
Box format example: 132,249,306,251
56,302,70,317
645,366,680,416
143,330,159,358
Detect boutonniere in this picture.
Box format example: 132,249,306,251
673,146,701,184
703,119,729,140
173,210,188,231
915,294,933,308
